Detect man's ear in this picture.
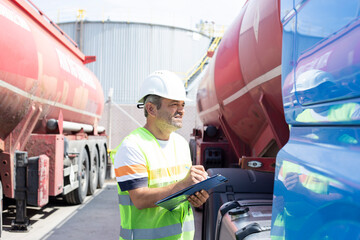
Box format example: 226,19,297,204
145,102,156,116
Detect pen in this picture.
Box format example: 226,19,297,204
185,166,210,179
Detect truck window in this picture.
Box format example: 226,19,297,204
296,0,359,57
293,0,360,107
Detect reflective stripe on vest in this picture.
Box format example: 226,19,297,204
280,161,328,195
112,128,194,240
271,214,285,240
296,103,359,123
120,220,194,239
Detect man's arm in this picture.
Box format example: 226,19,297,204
129,165,208,209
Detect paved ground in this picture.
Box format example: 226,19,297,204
2,181,120,240
2,180,203,240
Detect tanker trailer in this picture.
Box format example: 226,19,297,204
192,0,289,239
0,0,107,232
196,0,360,239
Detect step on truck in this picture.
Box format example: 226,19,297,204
0,0,108,236
192,0,360,239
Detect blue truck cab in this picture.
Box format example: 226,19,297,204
272,0,360,239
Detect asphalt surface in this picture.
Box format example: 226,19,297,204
2,180,120,240
2,180,203,240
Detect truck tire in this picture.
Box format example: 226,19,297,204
88,146,99,195
65,148,89,204
97,144,107,189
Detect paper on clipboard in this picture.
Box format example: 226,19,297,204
155,174,228,211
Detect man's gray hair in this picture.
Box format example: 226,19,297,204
144,95,162,117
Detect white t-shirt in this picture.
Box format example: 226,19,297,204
114,131,190,191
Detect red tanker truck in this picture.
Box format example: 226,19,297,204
195,0,360,239
0,0,107,234
194,0,287,171
192,0,289,238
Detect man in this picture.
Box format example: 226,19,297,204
112,70,209,240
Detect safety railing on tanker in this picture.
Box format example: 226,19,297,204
184,36,222,87
26,0,79,49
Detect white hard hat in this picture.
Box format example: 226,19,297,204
138,70,191,103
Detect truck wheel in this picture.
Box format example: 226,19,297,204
97,145,107,189
65,148,89,204
88,146,99,195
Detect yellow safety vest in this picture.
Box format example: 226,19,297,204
296,103,359,123
272,160,330,239
271,213,285,240
111,128,194,240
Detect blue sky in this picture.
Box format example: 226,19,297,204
31,0,246,30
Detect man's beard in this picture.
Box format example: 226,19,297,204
158,111,183,131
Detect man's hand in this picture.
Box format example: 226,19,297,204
188,190,209,208
128,165,208,210
284,172,300,191
180,165,208,189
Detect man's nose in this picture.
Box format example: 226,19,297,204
177,107,185,115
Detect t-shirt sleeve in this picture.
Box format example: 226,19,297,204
113,139,148,191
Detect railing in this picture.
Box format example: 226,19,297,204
184,36,223,87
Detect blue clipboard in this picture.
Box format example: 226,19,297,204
155,174,228,211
